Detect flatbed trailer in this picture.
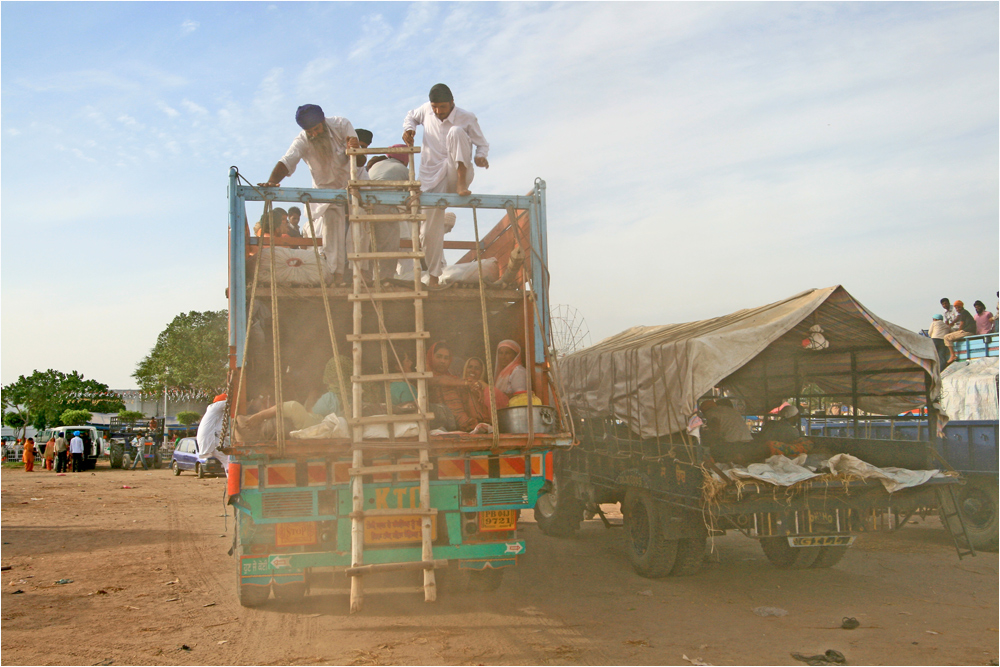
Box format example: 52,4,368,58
223,159,573,610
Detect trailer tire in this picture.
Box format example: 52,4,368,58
759,537,821,569
958,476,999,552
670,536,706,576
235,521,270,607
437,564,505,594
809,545,850,569
534,474,585,538
623,488,678,578
467,567,505,593
110,444,124,469
272,581,307,601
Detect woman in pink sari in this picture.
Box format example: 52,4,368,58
494,340,527,398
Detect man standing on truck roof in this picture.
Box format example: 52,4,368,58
402,83,490,287
943,300,977,364
259,104,361,286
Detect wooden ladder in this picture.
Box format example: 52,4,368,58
344,145,438,613
935,484,976,560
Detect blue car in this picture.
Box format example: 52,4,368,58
170,437,225,478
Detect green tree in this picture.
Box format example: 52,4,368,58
133,310,228,399
2,411,28,439
1,370,124,431
176,411,201,427
117,410,146,424
60,409,93,426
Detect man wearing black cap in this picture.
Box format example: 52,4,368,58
402,83,489,287
259,104,360,285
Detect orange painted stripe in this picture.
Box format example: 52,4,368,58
499,456,525,477
438,458,465,480
242,466,260,489
333,462,351,484
266,464,296,487
307,462,327,486
469,457,489,479
530,454,542,476
398,457,420,481
371,459,393,482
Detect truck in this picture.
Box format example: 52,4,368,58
224,153,573,611
543,286,973,576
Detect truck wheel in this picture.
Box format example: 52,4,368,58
623,488,677,578
238,580,271,607
172,461,181,476
534,474,585,537
958,477,999,551
759,537,821,569
809,545,850,568
196,463,205,479
467,567,505,592
272,581,307,601
670,536,706,576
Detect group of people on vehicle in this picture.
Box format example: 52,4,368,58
929,296,997,365
255,82,489,289
699,399,809,465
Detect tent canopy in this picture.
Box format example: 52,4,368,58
560,286,939,439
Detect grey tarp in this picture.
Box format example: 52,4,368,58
561,286,940,439
940,357,999,421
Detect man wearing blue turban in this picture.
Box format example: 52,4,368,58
260,104,360,285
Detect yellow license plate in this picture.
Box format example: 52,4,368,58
787,535,855,547
365,516,437,545
479,510,517,532
275,521,317,547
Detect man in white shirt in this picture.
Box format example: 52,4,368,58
402,84,489,287
69,431,85,473
259,104,360,286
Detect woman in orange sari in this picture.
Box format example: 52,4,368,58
426,342,478,432
22,437,36,472
462,357,508,424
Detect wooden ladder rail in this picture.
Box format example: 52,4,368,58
345,145,437,613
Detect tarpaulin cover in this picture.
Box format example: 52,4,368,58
940,357,999,421
561,286,939,439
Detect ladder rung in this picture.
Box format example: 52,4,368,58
349,413,433,426
348,180,421,188
350,462,434,476
350,508,437,519
350,213,426,222
348,251,424,260
348,291,428,302
347,331,430,342
346,560,447,577
353,371,433,383
347,146,421,155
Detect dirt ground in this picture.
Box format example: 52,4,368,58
1,463,997,667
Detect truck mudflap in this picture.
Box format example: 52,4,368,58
238,540,526,578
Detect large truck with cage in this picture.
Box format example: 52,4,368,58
542,286,973,576
223,150,573,611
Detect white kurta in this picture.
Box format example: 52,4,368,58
402,103,489,277
280,116,358,276
196,400,229,470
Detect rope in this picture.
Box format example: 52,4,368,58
265,200,287,455
303,199,352,423
471,206,500,449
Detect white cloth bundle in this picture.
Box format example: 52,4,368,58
257,247,327,285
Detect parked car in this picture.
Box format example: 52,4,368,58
170,437,225,478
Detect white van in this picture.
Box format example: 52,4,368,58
36,426,105,470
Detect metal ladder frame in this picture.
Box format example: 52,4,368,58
345,145,439,613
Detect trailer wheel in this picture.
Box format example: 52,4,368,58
437,563,505,594
272,581,307,601
809,545,850,569
759,537,821,569
467,567,505,592
958,476,999,551
670,536,706,576
235,521,270,607
534,474,585,537
623,488,677,578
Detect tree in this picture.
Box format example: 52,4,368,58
117,410,145,424
60,409,93,426
2,411,28,439
133,310,228,399
176,411,201,427
1,369,124,432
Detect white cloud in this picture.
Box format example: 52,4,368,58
181,20,199,35
181,99,209,115
157,101,180,118
8,128,21,136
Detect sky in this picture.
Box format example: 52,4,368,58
2,1,997,389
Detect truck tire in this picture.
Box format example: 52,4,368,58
759,537,821,569
958,476,999,551
110,444,124,469
670,536,706,576
467,567,505,592
235,521,270,607
809,545,850,569
623,488,678,578
438,564,505,594
272,581,307,601
534,474,585,538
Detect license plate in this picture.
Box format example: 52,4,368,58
276,522,318,547
365,516,437,545
479,510,517,532
787,535,856,548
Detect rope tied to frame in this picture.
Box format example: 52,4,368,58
472,206,500,449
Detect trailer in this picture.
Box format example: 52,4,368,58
223,154,573,611
544,286,972,576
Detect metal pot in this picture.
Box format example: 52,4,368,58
496,406,559,434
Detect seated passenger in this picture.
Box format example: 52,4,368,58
427,341,479,431
758,404,802,444
390,350,418,408
702,398,753,443
234,376,339,440
494,340,527,398
462,356,509,422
